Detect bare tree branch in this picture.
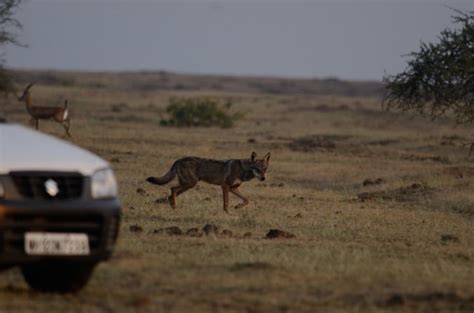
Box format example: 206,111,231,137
0,0,23,95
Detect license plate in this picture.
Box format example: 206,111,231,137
25,232,90,256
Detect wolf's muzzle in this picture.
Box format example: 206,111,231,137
253,169,265,181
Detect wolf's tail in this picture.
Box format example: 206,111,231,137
146,165,176,185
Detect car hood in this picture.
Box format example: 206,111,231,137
0,124,109,176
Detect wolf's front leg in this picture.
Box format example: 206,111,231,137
230,185,249,209
221,186,230,213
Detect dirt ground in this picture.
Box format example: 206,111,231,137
1,71,473,313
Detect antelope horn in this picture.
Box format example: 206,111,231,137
25,82,35,91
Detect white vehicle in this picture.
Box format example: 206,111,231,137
0,120,121,292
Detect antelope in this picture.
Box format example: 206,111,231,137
17,83,71,137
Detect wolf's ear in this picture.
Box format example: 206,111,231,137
264,152,271,163
251,151,257,162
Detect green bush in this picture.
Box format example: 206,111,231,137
160,97,244,128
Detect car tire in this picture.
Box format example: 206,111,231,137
21,261,96,293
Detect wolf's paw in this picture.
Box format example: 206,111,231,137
222,209,238,217
234,202,248,209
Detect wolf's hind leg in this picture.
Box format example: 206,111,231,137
169,183,195,209
230,185,249,209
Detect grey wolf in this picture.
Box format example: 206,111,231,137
146,152,271,213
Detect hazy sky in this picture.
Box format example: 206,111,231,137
4,0,473,80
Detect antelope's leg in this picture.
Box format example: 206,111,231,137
63,120,71,137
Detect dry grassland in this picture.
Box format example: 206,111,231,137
0,72,473,312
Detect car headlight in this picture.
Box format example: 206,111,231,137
91,168,118,199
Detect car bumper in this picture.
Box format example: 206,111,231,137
0,199,121,268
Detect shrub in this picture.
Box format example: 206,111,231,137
160,97,244,128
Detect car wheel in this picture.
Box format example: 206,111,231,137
21,261,96,293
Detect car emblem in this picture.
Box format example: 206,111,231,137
44,179,59,197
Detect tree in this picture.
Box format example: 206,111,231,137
0,0,23,96
383,9,474,124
